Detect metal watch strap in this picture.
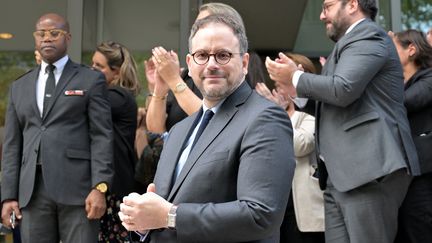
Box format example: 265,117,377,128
167,205,178,229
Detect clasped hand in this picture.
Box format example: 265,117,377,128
119,183,172,232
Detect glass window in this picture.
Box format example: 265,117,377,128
377,0,391,30
82,0,181,105
401,0,432,32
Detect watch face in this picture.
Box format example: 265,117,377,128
175,82,187,93
97,183,108,193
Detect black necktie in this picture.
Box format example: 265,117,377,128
43,64,56,116
190,109,214,150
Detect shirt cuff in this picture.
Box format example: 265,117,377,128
291,70,308,108
292,70,304,88
293,97,309,108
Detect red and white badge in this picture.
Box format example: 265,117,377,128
64,90,85,96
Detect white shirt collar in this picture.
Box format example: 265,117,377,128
41,55,69,74
202,98,226,114
345,18,366,35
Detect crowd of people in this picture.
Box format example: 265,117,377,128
0,0,431,243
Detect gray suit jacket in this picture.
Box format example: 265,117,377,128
297,19,420,192
1,59,114,207
149,81,295,243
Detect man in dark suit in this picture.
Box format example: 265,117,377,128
1,13,113,242
266,0,420,242
119,14,295,243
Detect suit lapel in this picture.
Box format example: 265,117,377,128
43,60,77,120
27,67,42,118
167,81,252,201
155,114,200,199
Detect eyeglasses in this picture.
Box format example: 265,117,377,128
322,0,340,14
191,50,242,65
33,29,68,40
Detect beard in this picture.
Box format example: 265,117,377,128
326,9,351,42
198,70,242,101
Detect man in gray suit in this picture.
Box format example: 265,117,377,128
1,13,113,242
119,15,295,243
266,0,420,242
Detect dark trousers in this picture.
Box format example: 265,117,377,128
324,169,411,243
20,168,99,243
280,192,325,243
395,172,432,243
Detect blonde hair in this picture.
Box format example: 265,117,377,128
96,41,141,95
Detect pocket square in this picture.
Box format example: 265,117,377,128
64,90,85,96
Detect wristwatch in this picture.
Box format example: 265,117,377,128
167,205,178,229
174,82,187,93
95,182,108,193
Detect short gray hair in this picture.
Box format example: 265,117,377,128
189,14,248,54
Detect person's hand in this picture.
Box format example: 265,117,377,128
135,107,149,158
256,82,289,109
1,200,22,228
85,189,107,219
152,47,181,86
150,55,170,97
144,58,156,93
319,56,327,67
34,50,42,65
119,183,172,231
137,107,147,130
265,52,299,85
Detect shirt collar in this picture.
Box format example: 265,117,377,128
202,97,226,114
345,18,366,35
41,55,69,74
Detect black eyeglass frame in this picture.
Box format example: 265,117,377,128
190,50,243,65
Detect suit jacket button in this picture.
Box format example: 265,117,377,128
41,126,46,131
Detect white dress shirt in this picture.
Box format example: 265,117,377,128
37,55,69,116
174,100,224,179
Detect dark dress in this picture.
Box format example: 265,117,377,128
396,68,432,243
99,86,137,243
165,70,203,131
134,70,202,190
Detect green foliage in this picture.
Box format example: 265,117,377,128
401,0,432,31
132,52,151,107
0,52,37,126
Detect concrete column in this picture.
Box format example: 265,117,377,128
67,0,83,63
390,0,402,32
97,0,104,44
179,0,191,67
